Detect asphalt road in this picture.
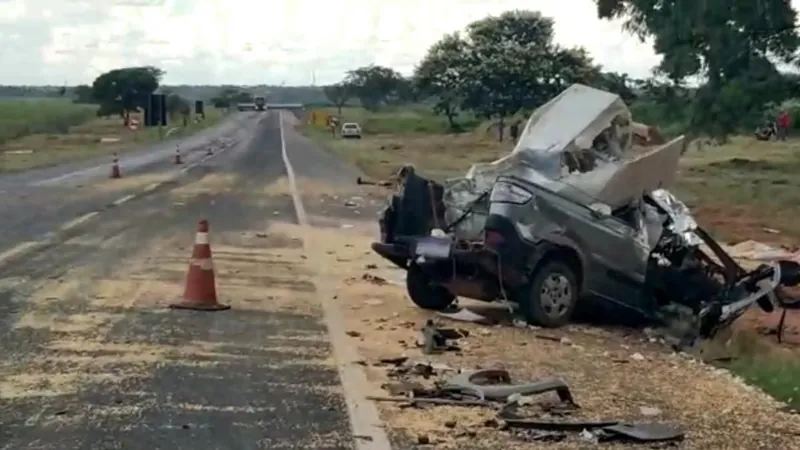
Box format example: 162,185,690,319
0,111,380,450
0,112,260,257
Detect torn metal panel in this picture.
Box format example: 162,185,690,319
594,136,684,208
512,83,633,163
443,83,686,238
440,369,574,403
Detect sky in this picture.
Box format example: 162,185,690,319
0,0,667,86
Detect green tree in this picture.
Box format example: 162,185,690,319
232,91,253,104
322,83,352,114
91,66,164,122
595,0,800,140
630,77,693,128
594,71,638,103
165,93,191,123
72,85,95,104
414,33,468,131
210,87,237,108
453,10,598,138
210,87,252,108
386,77,416,105
344,65,404,111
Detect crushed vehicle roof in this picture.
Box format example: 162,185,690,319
460,83,686,210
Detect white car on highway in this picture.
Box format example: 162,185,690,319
340,122,362,139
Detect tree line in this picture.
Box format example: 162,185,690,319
323,5,800,140
60,67,286,123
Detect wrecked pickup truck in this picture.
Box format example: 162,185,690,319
370,84,800,343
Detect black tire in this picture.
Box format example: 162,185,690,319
406,264,455,310
519,260,579,327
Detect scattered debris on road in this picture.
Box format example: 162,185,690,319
437,307,495,326
364,344,687,446
419,320,464,354
286,216,800,449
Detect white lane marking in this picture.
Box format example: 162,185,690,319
1,130,244,267
112,194,136,206
59,212,100,231
279,112,391,450
30,114,247,188
178,141,233,175
280,123,307,224
143,182,161,192
0,241,42,266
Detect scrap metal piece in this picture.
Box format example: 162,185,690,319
366,396,491,407
509,429,567,443
499,398,578,420
380,381,426,396
602,423,684,443
414,236,453,259
437,307,495,325
440,369,575,403
504,419,619,432
419,320,461,354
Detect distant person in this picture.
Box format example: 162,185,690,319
327,117,336,136
755,119,777,141
777,110,792,141
510,121,520,143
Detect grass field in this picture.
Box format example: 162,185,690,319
304,106,511,180
0,99,96,144
303,105,800,410
0,98,226,173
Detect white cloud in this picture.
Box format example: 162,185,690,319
1,0,782,85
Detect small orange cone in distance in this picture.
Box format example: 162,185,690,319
174,145,182,164
169,220,230,311
110,153,121,179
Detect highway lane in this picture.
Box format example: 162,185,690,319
0,112,261,258
0,112,259,190
0,111,365,449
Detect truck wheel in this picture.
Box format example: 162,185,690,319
519,260,578,327
406,264,455,310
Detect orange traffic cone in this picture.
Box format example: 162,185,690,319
169,220,230,311
174,145,182,164
110,153,121,179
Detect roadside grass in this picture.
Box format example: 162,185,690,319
675,137,800,244
0,99,96,144
720,331,800,411
0,101,226,173
303,105,800,411
304,106,510,180
321,105,483,135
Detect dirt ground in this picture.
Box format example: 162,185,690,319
311,129,510,182
266,217,800,449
